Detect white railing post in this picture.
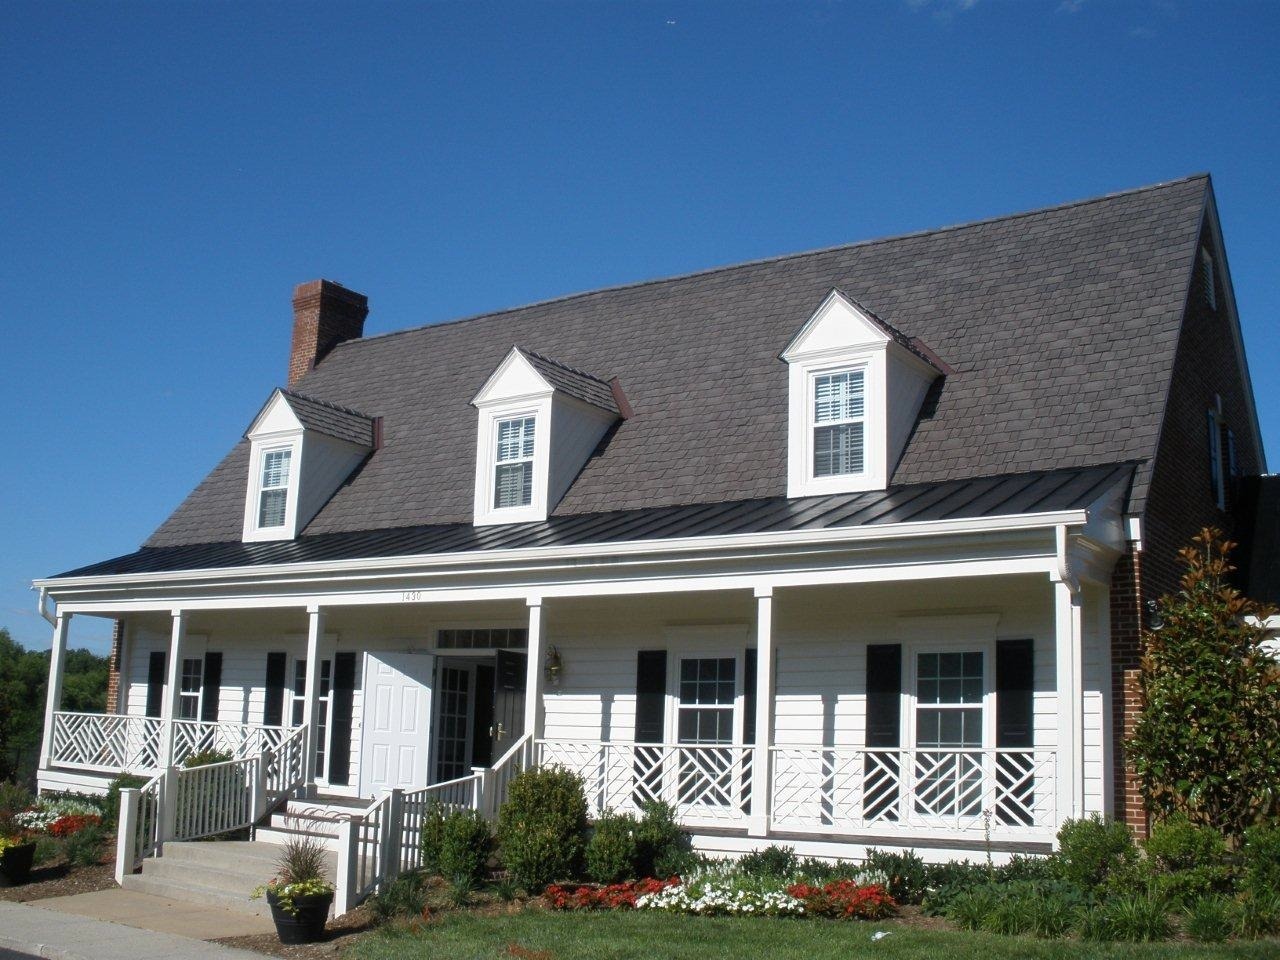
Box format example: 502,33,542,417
39,614,72,769
334,816,358,916
384,788,404,882
250,751,270,826
471,766,491,817
115,787,140,884
159,764,179,844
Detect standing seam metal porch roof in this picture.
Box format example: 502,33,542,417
142,175,1210,550
56,463,1133,578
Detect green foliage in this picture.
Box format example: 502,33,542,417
276,831,329,884
736,845,796,879
419,803,448,875
0,629,109,785
862,849,929,904
490,873,519,902
367,872,428,923
1126,530,1280,837
447,874,476,908
0,780,33,819
633,801,686,878
653,846,708,879
438,809,493,887
1053,815,1137,890
1100,891,1173,942
943,879,1084,939
1146,813,1228,871
64,823,106,866
1076,906,1112,942
944,886,998,931
1184,896,1236,943
1235,890,1280,939
182,748,233,768
497,766,588,892
33,834,61,865
585,811,640,884
1240,823,1280,897
102,773,149,828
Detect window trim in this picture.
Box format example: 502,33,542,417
178,656,204,722
473,403,550,526
243,435,303,542
257,446,294,529
902,641,996,755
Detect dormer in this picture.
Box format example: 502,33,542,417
471,347,625,526
782,290,944,497
242,389,377,542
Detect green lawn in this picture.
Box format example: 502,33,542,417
347,910,1279,960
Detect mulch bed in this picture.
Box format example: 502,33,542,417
0,857,116,903
214,905,377,959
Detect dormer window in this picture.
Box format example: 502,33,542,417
494,416,536,509
813,369,866,477
258,448,293,527
782,290,944,498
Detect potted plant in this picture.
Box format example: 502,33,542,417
252,832,335,944
0,832,38,887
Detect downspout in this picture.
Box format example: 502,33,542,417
35,585,56,625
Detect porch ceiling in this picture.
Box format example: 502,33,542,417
51,463,1134,580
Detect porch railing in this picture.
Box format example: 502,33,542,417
398,773,483,874
770,745,1058,837
169,754,267,841
535,739,756,827
50,712,164,773
48,710,291,775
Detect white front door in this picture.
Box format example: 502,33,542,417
358,652,435,798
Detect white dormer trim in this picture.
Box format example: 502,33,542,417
783,290,939,499
472,350,555,526
243,391,304,542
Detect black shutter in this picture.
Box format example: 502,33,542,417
995,639,1035,825
327,652,356,786
634,650,666,808
264,652,287,727
864,644,901,822
145,651,166,718
742,649,757,745
201,652,222,722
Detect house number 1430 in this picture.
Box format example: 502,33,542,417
401,590,422,602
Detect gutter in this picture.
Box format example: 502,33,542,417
35,585,55,625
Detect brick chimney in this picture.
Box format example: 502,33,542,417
288,279,368,386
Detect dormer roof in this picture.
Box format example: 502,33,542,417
248,389,376,447
520,349,620,414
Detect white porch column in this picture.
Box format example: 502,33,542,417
301,606,325,785
39,613,72,768
159,610,187,766
1053,578,1085,823
524,597,545,749
750,586,775,837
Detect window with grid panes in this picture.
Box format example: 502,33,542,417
179,657,203,720
258,448,291,528
493,417,535,509
812,370,865,477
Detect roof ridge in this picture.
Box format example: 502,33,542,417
281,388,374,420
516,346,614,386
328,174,1210,352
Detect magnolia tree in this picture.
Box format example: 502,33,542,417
1127,529,1280,838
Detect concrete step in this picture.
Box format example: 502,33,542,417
268,810,344,836
121,873,272,918
164,839,336,874
254,825,341,850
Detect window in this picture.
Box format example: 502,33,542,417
675,656,738,807
1201,248,1217,311
179,657,203,721
1208,406,1226,510
437,628,528,650
292,658,333,777
812,369,865,477
258,448,292,528
914,651,985,817
493,417,535,509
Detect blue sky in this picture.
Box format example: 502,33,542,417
2,1,1277,655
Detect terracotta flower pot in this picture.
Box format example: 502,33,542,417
0,842,37,887
266,888,334,944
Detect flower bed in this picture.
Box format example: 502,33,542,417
48,814,102,838
14,797,103,834
786,879,896,919
545,878,678,910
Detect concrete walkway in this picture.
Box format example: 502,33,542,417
0,896,272,960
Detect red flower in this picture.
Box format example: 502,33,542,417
49,814,102,837
542,877,679,910
785,880,897,919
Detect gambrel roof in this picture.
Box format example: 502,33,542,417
143,175,1216,550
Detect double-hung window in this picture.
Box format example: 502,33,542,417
179,657,203,721
812,369,865,477
493,416,535,510
914,651,985,818
258,448,292,528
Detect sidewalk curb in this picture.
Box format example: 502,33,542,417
0,932,88,960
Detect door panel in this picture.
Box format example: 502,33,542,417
358,652,435,798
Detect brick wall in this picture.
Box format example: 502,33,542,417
106,618,123,713
288,280,368,387
1111,220,1264,834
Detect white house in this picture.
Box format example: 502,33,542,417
32,175,1271,912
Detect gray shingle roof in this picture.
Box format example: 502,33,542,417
517,349,619,414
276,390,376,447
146,176,1209,549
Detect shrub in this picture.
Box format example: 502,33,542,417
419,803,448,876
1184,895,1236,943
497,767,588,891
1102,891,1173,942
490,874,519,902
1235,890,1280,939
0,781,33,819
447,874,475,907
367,871,428,923
736,845,796,879
1146,814,1229,872
438,809,493,887
632,801,685,878
1126,530,1280,837
944,885,998,931
182,749,233,768
863,849,929,904
64,824,106,866
994,854,1055,884
102,774,149,828
1024,891,1080,939
585,811,639,884
920,861,994,916
1053,815,1136,890
33,834,61,865
1240,823,1280,897
1077,906,1111,942
654,846,708,879
786,879,896,919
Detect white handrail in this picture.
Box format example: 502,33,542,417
399,772,484,874
169,754,265,842
485,732,532,817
